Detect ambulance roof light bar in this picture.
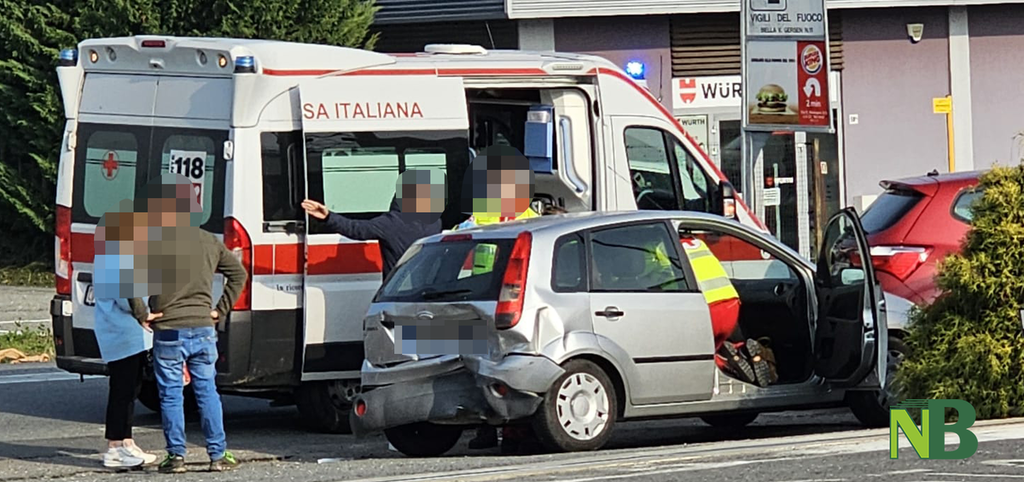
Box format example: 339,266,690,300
234,55,256,74
58,48,78,67
424,44,488,55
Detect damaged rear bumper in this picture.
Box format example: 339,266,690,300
351,354,564,436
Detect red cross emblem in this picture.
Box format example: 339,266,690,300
101,151,119,180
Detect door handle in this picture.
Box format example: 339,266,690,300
595,307,625,319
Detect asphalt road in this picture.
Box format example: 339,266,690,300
2,363,1023,482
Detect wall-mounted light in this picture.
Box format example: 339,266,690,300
907,23,924,43
625,61,646,80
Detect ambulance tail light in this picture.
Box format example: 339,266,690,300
140,40,166,48
55,205,72,295
495,232,531,330
224,217,252,311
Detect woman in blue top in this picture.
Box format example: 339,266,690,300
93,208,160,468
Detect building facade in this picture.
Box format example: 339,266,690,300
373,0,1024,254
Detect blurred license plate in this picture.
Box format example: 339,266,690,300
395,324,488,356
84,285,95,306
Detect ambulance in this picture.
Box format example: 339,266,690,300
50,36,766,432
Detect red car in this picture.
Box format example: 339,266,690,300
861,170,985,306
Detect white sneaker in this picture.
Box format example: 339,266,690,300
103,447,145,468
124,444,158,465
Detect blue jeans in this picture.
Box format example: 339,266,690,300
153,326,227,460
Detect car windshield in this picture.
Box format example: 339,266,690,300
860,189,923,234
376,239,516,303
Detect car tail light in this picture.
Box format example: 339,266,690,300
55,205,72,295
223,217,252,311
495,232,532,330
870,245,932,281
442,234,472,242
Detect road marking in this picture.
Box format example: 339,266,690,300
931,474,1024,479
339,419,1024,482
0,371,100,385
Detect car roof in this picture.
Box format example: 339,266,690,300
422,210,744,240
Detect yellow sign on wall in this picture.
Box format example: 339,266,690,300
933,96,952,114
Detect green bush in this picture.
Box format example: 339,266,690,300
896,165,1024,419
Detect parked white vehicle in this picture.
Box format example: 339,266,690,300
50,35,794,432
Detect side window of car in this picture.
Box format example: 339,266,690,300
590,223,689,292
624,128,681,211
552,233,586,292
261,131,304,225
952,187,984,223
672,140,714,214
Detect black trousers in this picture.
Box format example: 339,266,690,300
105,351,146,441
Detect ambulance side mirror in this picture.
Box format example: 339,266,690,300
719,181,738,219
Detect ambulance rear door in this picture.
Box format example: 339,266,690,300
298,75,470,381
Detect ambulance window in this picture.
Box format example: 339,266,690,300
82,131,140,219
672,140,714,213
261,131,303,222
624,127,681,211
322,147,401,214
158,135,217,226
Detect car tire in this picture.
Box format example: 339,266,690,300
295,381,359,434
848,335,909,428
138,380,198,414
700,412,759,428
532,359,618,453
384,423,463,457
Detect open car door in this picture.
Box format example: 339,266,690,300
813,207,887,388
297,75,469,380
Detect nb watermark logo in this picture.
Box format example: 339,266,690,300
890,399,978,459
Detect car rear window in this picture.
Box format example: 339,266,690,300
376,239,516,303
860,189,924,234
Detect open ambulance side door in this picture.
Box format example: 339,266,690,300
812,207,887,388
297,75,469,381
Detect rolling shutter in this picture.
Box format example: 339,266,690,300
670,12,843,77
373,20,519,53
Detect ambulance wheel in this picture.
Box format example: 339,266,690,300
848,335,908,428
532,360,618,453
700,412,759,428
384,423,463,457
138,380,198,414
295,381,359,434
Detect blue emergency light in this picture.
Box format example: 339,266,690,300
234,56,256,74
524,105,554,174
58,48,78,67
625,61,646,80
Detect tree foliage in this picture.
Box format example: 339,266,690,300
0,0,378,266
896,165,1024,419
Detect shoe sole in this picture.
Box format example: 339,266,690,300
744,339,773,388
723,343,757,384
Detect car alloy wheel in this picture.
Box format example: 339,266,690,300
556,372,611,441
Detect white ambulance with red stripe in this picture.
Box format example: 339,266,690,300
50,36,764,431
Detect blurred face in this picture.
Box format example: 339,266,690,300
465,147,535,218
397,169,447,219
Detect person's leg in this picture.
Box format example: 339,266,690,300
186,327,227,462
121,352,157,464
153,330,188,459
709,298,741,351
105,354,137,444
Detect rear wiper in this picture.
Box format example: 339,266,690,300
420,289,473,300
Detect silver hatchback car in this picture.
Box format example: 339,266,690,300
351,210,890,456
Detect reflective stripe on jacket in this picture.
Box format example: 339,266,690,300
681,238,739,304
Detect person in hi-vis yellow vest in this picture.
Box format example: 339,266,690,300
679,235,774,388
